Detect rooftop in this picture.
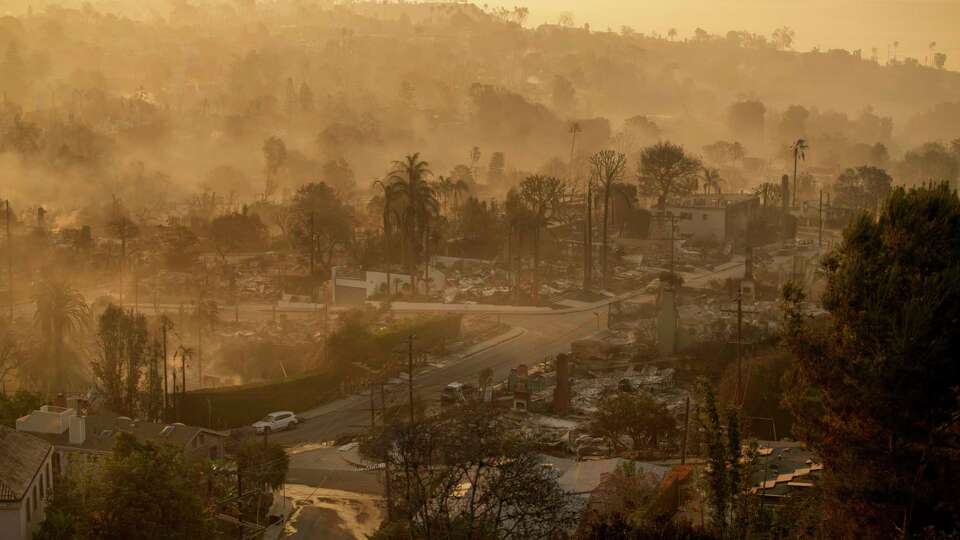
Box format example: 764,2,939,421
662,193,759,209
20,410,226,454
0,425,52,502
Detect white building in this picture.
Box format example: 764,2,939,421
658,193,760,244
0,425,54,540
331,266,446,305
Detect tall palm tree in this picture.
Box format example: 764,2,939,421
435,176,455,215
33,278,89,391
590,150,627,289
386,153,438,285
701,167,723,195
792,139,808,208
519,175,565,305
372,179,401,293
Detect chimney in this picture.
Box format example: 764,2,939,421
69,414,86,445
553,354,571,415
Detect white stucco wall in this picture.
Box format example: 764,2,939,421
0,451,52,540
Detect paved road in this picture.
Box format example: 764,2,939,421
267,303,622,446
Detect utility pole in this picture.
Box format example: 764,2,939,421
198,321,203,386
320,283,329,369
5,200,11,323
423,220,431,294
380,380,392,521
407,334,415,425
722,292,755,406
736,292,743,404
161,317,169,414
681,395,690,465
584,179,593,290
119,218,126,305
236,462,244,540
180,349,187,412
369,382,376,429
818,189,824,249
309,212,316,276
653,213,682,285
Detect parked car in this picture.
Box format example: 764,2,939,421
252,411,299,433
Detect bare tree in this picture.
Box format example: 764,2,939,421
589,150,628,289
518,175,565,305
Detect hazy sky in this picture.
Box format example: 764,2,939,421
490,0,960,64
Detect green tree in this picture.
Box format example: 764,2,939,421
456,197,503,260
92,304,149,417
698,382,748,538
262,135,287,200
701,166,722,195
772,26,795,50
590,150,628,289
35,433,213,540
637,142,701,210
32,278,89,392
0,389,44,427
782,184,960,538
487,151,506,185
518,175,565,305
320,157,356,193
591,392,676,452
386,153,438,280
833,166,893,213
897,142,959,187
208,208,267,258
291,182,354,275
702,141,745,166
236,438,290,523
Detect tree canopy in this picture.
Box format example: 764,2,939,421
636,142,702,208
783,183,960,537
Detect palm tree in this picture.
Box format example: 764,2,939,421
450,177,470,210
701,167,723,195
518,175,565,305
33,278,89,391
589,150,627,289
791,139,808,208
372,179,401,293
386,154,438,285
435,176,455,215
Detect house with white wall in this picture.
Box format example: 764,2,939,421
0,425,54,540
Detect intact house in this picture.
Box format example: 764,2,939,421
655,193,760,245
0,426,54,540
16,405,227,478
331,266,446,305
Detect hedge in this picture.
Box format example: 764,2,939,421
177,368,340,429
179,314,463,429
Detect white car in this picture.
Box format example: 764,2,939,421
252,411,299,433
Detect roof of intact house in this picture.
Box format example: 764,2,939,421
29,413,226,454
0,425,52,502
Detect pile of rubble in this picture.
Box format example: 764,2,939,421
570,366,682,414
